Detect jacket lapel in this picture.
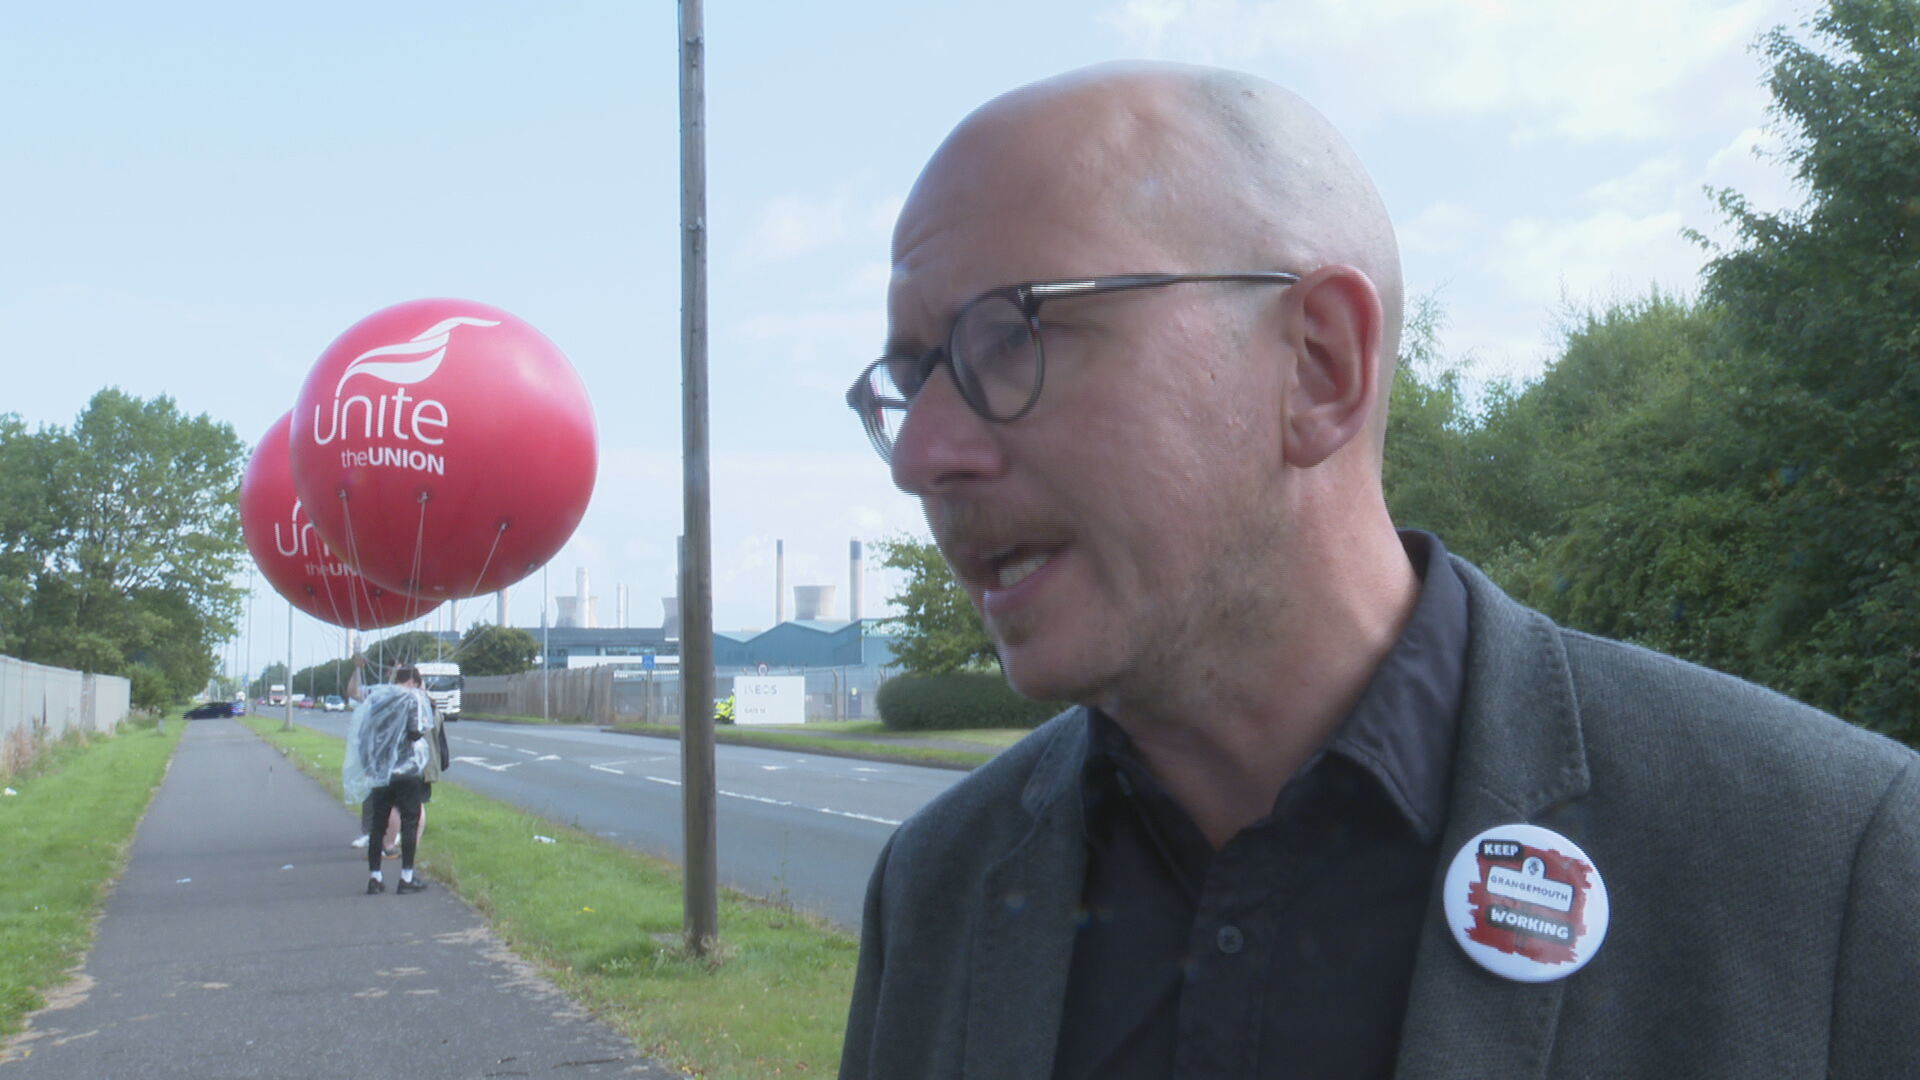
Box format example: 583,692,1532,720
1395,559,1593,1080
964,713,1090,1080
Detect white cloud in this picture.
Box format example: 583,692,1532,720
731,307,878,345
751,192,856,263
1496,208,1695,309
1580,154,1688,208
1399,200,1484,257
745,190,906,265
527,445,926,635
1101,0,1792,142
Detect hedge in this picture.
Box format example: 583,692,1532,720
875,672,1070,731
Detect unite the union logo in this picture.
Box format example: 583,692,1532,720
309,315,499,476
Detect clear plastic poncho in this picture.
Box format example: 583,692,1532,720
342,684,433,804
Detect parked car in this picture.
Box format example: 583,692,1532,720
185,701,238,719
322,695,345,712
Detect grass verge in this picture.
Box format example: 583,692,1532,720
0,713,182,1039
241,715,857,1078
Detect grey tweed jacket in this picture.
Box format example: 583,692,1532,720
840,557,1920,1078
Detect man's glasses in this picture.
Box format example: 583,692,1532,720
846,271,1301,462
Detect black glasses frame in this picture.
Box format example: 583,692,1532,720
846,271,1302,462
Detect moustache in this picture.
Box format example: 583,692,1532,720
924,499,1076,556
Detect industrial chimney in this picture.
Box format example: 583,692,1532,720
495,587,509,627
576,567,593,629
776,539,787,624
794,584,836,621
849,539,863,622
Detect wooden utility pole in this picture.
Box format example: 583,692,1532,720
678,0,719,956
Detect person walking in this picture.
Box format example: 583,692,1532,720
344,664,437,895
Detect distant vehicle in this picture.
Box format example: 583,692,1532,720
296,695,316,708
416,661,462,720
268,683,288,707
322,695,345,712
232,700,247,715
185,701,238,719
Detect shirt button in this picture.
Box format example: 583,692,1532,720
1217,925,1244,955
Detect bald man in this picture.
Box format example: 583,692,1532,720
841,63,1920,1079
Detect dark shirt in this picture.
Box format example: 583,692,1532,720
1051,531,1469,1079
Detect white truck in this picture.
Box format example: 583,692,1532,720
268,683,288,707
415,661,463,720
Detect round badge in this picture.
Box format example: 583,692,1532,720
1442,823,1609,983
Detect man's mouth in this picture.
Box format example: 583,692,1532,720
963,542,1062,591
929,504,1074,595
990,547,1052,589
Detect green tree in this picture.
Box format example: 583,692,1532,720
1472,296,1770,673
1382,294,1502,556
249,662,290,699
0,390,247,701
362,629,455,670
459,623,540,676
287,657,354,699
1697,0,1920,741
873,535,997,675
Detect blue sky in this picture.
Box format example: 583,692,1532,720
2,0,1814,678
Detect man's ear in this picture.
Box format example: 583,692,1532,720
1282,265,1384,469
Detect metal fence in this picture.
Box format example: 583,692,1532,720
1,654,132,741
463,663,895,725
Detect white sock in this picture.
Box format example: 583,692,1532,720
401,869,414,883
370,870,383,882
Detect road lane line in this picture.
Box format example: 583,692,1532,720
719,789,794,808
644,776,681,787
818,808,902,826
590,764,625,775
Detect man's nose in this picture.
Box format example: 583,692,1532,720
889,371,1007,496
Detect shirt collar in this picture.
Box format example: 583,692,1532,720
1321,529,1467,843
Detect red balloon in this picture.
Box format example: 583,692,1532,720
241,413,442,630
288,298,597,599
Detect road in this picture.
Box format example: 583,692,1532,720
294,714,964,928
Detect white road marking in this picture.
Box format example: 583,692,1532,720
852,767,882,773
580,763,905,828
760,765,787,771
719,788,794,808
453,756,520,772
819,808,902,826
514,748,539,757
535,754,561,761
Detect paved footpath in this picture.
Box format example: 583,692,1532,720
1,717,677,1078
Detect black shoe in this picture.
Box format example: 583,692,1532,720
366,878,385,894
396,878,428,895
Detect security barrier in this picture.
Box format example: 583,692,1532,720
0,654,132,740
